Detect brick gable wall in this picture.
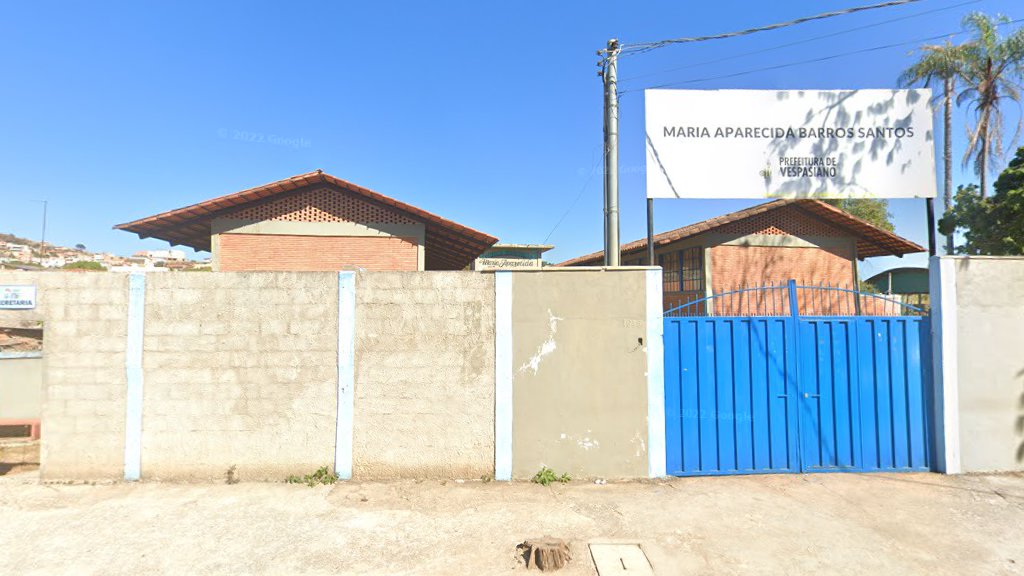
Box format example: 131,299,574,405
215,186,422,272
709,244,854,292
708,206,856,291
218,234,418,272
660,207,859,312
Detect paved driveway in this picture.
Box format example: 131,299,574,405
0,471,1022,575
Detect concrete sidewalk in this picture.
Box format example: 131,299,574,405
0,471,1021,575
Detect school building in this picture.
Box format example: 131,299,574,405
115,171,497,272
558,199,925,309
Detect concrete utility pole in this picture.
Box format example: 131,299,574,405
34,199,48,264
601,39,621,266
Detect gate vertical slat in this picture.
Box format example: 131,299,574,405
715,321,737,472
826,321,843,468
840,321,856,468
916,319,932,469
733,320,754,471
680,319,701,473
664,319,683,475
905,318,928,469
776,318,799,471
889,319,910,469
817,322,835,468
697,320,719,472
856,320,879,469
675,317,700,471
798,321,819,468
843,317,860,467
833,321,856,468
874,320,896,469
750,319,771,471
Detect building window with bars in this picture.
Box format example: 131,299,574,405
661,246,704,295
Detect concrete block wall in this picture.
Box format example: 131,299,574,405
0,272,130,480
141,272,339,480
931,256,1024,474
353,272,495,478
2,269,661,481
2,271,502,480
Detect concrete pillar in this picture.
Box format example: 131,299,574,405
929,256,961,473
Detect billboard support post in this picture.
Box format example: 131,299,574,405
602,39,621,267
647,198,655,266
925,197,936,256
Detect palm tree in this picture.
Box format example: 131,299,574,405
956,13,1024,197
899,40,967,254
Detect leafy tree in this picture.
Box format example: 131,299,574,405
939,146,1024,254
824,198,895,232
899,40,969,253
74,243,86,251
61,261,106,271
956,12,1024,197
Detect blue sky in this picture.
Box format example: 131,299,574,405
1,0,1021,278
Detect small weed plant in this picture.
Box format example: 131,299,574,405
532,466,571,486
285,466,338,487
225,464,239,485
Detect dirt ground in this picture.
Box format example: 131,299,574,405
0,470,1022,575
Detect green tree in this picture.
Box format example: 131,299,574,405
939,146,1024,254
956,12,1024,197
74,243,86,251
899,40,969,253
61,261,106,271
824,198,895,232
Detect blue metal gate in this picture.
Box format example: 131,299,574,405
663,281,931,476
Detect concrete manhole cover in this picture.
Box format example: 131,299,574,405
588,544,653,575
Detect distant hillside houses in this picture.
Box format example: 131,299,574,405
0,242,32,261
0,238,207,271
132,249,187,262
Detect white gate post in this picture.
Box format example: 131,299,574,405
124,273,146,481
494,271,513,481
646,268,666,478
335,271,356,480
929,256,961,474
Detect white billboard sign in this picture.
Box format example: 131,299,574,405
645,89,936,199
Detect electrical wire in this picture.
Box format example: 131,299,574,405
618,0,983,83
619,17,1024,92
544,151,603,244
620,0,922,55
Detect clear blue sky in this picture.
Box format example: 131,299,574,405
1,0,1021,278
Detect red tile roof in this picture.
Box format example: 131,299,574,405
114,171,497,270
557,199,924,266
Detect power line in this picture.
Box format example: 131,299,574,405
621,0,922,55
618,0,982,83
621,18,1024,93
544,151,603,244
